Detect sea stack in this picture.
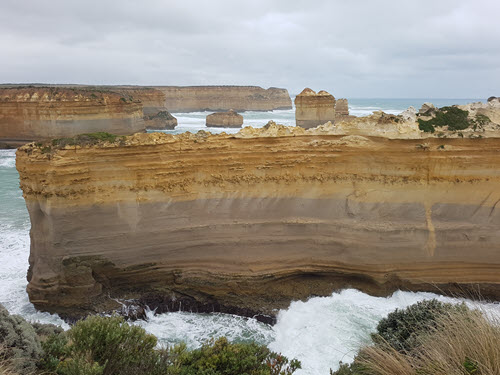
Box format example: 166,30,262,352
206,109,244,128
295,88,336,128
144,111,177,130
0,87,145,145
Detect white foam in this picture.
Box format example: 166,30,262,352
269,289,500,374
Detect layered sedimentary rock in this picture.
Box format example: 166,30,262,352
206,110,244,128
0,88,145,144
156,86,292,112
17,127,500,320
295,88,337,128
114,88,167,116
144,111,177,130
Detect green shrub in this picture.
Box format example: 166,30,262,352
417,119,435,133
418,106,471,132
0,304,43,372
475,114,490,126
66,315,159,375
177,337,300,375
50,132,119,149
373,299,468,353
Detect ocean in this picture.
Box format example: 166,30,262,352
1,98,498,375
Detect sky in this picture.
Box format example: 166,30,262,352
1,0,499,98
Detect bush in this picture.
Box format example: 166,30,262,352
38,316,298,375
417,119,435,133
418,106,471,132
50,132,120,149
355,306,500,375
373,299,467,352
177,336,300,375
0,304,43,372
47,315,166,375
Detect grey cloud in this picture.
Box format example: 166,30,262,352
0,0,498,98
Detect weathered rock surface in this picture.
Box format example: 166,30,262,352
114,88,167,116
206,109,243,128
144,111,177,130
155,86,292,112
295,88,336,128
0,87,145,144
16,129,500,320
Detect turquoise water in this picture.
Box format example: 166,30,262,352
1,99,498,375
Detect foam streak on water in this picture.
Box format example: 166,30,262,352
1,99,498,375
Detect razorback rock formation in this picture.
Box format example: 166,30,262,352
0,87,145,145
206,109,243,128
295,88,336,128
144,111,177,130
16,127,500,321
155,86,292,112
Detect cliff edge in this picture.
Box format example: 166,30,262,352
16,128,500,320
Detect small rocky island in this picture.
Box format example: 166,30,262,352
144,110,177,130
206,109,244,128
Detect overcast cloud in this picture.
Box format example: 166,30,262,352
1,0,499,97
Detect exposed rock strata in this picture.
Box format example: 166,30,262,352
156,86,292,112
206,110,243,128
113,88,167,116
295,88,336,128
0,88,145,144
16,128,500,320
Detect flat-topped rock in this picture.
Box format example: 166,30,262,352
0,87,145,144
206,109,243,128
295,88,336,128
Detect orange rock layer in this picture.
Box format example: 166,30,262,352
0,87,145,144
16,131,500,320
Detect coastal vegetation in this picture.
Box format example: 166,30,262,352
331,300,500,375
0,307,300,375
35,132,123,153
418,106,491,133
1,299,499,374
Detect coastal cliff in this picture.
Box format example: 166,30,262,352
0,87,145,144
16,128,500,320
156,86,292,112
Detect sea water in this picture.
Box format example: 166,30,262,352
1,99,499,375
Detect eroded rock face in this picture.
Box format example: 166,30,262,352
16,130,500,320
144,111,177,130
206,110,243,128
156,86,292,112
0,87,145,144
295,88,337,128
114,88,167,116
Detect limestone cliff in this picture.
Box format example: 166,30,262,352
0,87,145,144
113,88,167,116
156,86,292,112
16,129,500,320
